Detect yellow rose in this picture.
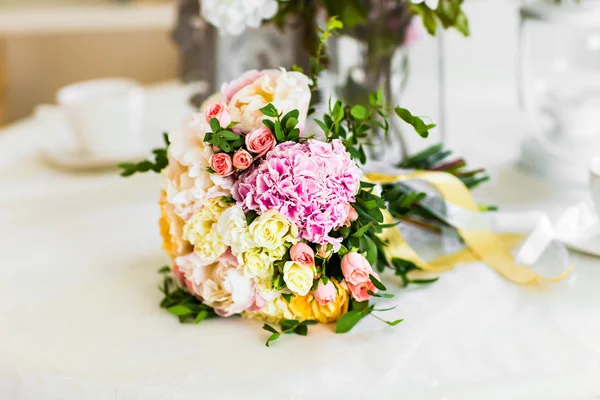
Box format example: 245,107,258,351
283,261,315,296
183,198,229,262
249,210,297,251
159,191,192,259
288,279,350,323
239,249,273,279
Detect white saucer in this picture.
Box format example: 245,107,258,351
557,227,600,257
39,146,146,172
554,201,600,257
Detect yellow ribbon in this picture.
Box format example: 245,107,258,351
366,171,572,284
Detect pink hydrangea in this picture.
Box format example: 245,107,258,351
233,139,362,249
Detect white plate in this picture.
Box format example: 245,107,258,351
554,201,600,257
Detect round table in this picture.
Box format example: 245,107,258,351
1,85,600,400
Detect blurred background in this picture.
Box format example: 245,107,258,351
3,0,599,188
0,0,177,124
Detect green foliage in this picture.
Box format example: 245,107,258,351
395,107,436,138
260,104,302,143
118,132,170,177
397,143,490,190
262,319,317,347
410,0,470,37
158,271,216,324
391,258,439,287
335,299,402,333
308,16,343,112
203,118,243,153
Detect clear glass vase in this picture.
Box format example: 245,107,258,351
329,0,446,165
518,0,600,183
172,0,311,107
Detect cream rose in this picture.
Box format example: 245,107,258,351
225,68,311,133
283,261,315,296
249,209,298,251
183,198,229,263
217,205,255,256
239,249,274,280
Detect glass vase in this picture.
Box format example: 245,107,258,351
518,0,600,184
329,0,446,165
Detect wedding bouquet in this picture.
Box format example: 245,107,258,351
120,20,498,345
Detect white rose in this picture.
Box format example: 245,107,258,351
200,0,278,36
239,249,273,280
183,198,229,263
249,209,297,251
218,205,255,256
227,68,311,133
283,261,315,296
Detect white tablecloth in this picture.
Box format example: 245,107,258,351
1,82,600,400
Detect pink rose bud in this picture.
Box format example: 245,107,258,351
205,101,232,128
316,244,333,259
347,279,377,302
289,242,315,267
341,252,373,285
233,149,253,170
343,204,359,228
245,126,276,157
209,153,234,176
313,280,337,305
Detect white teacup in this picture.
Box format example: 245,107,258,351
590,158,600,214
56,78,144,158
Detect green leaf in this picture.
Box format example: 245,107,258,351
282,293,293,303
335,310,366,334
351,300,370,312
411,277,440,285
263,324,279,334
294,324,308,336
245,210,259,226
352,222,374,238
274,122,285,142
367,290,395,299
158,265,170,274
262,119,276,133
369,274,387,291
167,305,192,316
351,105,368,120
259,103,278,118
194,310,208,324
266,332,281,347
395,107,413,123
219,130,239,140
209,117,221,133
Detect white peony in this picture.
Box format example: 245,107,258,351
200,0,278,36
162,114,233,221
228,68,311,133
198,253,256,316
411,0,439,10
217,205,255,256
